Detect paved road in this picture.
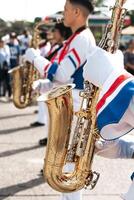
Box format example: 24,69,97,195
0,100,133,200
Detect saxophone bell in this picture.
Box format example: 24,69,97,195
10,62,39,109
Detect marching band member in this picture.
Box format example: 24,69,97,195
25,0,96,199
31,24,72,132
37,23,72,146
30,30,51,128
47,22,72,59
83,46,134,200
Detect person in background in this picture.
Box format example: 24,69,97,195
47,22,72,57
0,38,11,100
0,39,10,65
7,32,20,69
18,29,32,56
30,22,72,143
30,24,72,130
124,39,134,75
34,23,72,147
30,30,51,128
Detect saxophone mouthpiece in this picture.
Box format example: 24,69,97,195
56,16,64,23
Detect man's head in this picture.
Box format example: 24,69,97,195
23,29,30,37
9,32,17,43
64,0,94,29
39,31,47,40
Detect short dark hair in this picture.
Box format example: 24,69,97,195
54,23,72,40
39,31,47,40
69,0,94,13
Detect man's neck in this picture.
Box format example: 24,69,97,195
58,38,64,45
71,23,87,33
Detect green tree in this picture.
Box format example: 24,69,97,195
129,11,134,25
0,18,7,37
0,19,34,38
95,0,104,6
10,21,33,35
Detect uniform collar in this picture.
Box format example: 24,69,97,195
75,25,87,34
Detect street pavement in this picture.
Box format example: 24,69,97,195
0,99,134,200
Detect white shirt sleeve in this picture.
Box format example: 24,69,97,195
34,30,96,83
40,42,51,57
4,45,10,65
83,47,125,87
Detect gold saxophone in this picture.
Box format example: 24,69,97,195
40,0,127,192
10,22,44,109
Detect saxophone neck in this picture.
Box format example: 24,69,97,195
31,21,45,49
99,0,127,53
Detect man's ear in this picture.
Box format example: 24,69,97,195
75,7,80,16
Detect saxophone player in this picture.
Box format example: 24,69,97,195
25,0,96,199
83,46,134,200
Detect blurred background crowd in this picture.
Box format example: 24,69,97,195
0,1,134,102
0,1,134,199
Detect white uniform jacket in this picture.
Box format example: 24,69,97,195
83,47,134,140
34,28,96,88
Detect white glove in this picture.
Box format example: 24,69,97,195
95,139,121,159
32,79,53,94
95,135,134,159
25,48,40,64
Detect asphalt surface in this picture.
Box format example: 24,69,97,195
0,99,133,200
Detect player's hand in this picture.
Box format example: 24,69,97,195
95,139,120,159
32,79,53,94
25,48,40,64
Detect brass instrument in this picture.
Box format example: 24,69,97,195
99,0,127,53
40,0,127,193
10,22,44,108
39,83,100,192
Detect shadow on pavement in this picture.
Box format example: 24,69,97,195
0,144,43,158
0,126,43,135
0,113,35,120
0,177,45,199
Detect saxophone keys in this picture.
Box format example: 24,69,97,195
75,111,91,119
85,171,100,190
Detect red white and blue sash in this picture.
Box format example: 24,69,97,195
43,30,84,81
97,71,134,140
